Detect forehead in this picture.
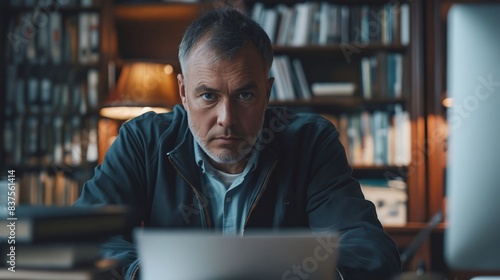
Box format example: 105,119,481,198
184,36,266,74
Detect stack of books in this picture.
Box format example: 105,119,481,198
0,205,131,280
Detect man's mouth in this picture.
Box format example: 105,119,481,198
217,136,240,140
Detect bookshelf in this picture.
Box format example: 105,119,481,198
246,0,428,270
247,0,426,220
0,0,113,206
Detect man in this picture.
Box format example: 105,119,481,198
75,8,401,280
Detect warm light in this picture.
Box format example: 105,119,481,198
442,97,453,108
163,64,174,75
100,106,171,121
100,62,180,120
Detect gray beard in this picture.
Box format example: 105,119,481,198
186,110,260,165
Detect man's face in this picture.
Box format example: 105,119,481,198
178,38,273,172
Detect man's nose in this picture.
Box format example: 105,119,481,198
217,99,237,128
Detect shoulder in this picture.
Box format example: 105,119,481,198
123,105,185,130
119,105,188,146
264,106,338,137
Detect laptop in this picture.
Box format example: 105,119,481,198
134,229,339,280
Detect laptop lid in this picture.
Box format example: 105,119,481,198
134,229,339,280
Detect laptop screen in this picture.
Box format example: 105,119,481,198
134,229,339,280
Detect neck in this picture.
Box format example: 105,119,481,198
209,158,247,174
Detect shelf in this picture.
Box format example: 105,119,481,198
271,96,405,105
270,97,406,112
7,6,102,13
274,44,408,56
352,165,408,178
113,2,211,20
3,163,98,175
3,110,101,119
384,222,446,260
245,0,407,6
4,63,101,68
113,2,207,62
384,222,446,234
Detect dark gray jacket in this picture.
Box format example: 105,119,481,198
75,105,401,280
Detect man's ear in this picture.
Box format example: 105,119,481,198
178,73,187,107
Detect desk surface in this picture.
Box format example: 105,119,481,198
0,259,118,280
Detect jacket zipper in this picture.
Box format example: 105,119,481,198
243,160,277,229
168,156,212,228
130,263,140,280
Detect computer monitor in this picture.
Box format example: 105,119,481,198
445,3,500,271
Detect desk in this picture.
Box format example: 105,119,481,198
385,222,445,272
0,259,119,280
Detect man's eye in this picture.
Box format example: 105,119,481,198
239,92,254,100
202,93,216,100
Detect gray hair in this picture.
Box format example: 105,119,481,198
178,8,273,76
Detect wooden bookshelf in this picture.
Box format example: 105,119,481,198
252,0,426,213
248,0,429,271
0,0,113,206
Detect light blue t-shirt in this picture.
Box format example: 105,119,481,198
194,140,260,235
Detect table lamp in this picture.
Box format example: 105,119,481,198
100,62,179,120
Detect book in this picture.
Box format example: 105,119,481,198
318,2,330,45
36,9,50,65
88,13,100,64
291,2,311,46
361,57,372,99
78,13,90,64
340,5,350,44
71,116,82,165
250,2,265,25
3,120,14,165
50,12,63,64
87,69,99,111
0,205,131,243
0,258,118,280
360,179,407,226
291,58,312,100
262,8,278,44
25,12,37,64
80,0,94,7
5,65,17,116
24,116,39,166
270,57,287,101
64,15,79,64
400,3,410,45
275,4,292,46
7,243,101,269
27,75,39,114
86,117,99,163
279,56,297,100
360,111,374,165
311,82,356,96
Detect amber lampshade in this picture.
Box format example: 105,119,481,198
100,62,179,120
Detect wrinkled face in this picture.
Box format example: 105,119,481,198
178,38,273,172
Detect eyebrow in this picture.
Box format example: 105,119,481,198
194,82,259,94
194,84,218,94
235,82,258,92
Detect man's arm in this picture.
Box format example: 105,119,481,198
74,118,150,280
305,120,402,279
